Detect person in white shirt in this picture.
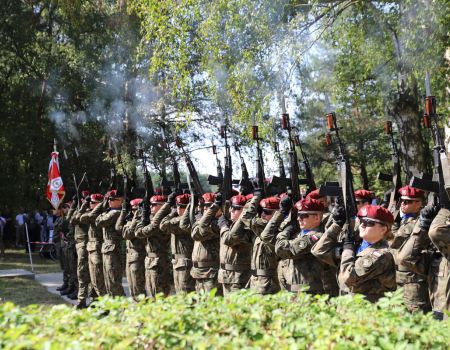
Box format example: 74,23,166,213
15,210,25,248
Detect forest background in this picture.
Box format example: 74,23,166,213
1,0,449,212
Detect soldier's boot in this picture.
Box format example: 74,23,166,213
56,283,68,291
60,285,75,296
75,299,88,309
67,289,78,300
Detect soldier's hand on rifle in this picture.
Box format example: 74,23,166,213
214,192,223,206
419,205,439,231
331,204,346,227
280,196,293,215
167,192,177,206
342,230,354,251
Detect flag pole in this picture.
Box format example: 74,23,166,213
24,222,34,272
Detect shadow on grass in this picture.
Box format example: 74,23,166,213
0,249,60,274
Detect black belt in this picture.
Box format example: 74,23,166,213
172,254,188,259
251,268,276,276
220,263,249,271
193,261,219,268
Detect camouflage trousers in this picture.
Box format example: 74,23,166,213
172,259,195,294
145,256,170,298
277,259,291,291
57,240,69,285
102,243,125,297
76,242,91,300
249,275,280,295
222,282,247,296
87,243,107,297
126,250,146,300
400,281,431,313
195,277,221,295
67,242,78,289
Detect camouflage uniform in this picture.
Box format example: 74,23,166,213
69,203,91,301
390,216,431,312
426,208,450,316
117,208,146,300
218,215,252,296
135,204,171,297
65,210,78,293
189,204,221,294
79,205,107,297
53,215,70,287
160,204,195,294
339,240,396,302
275,223,326,294
95,204,125,297
239,195,279,295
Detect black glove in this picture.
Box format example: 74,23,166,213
167,192,176,206
217,215,230,229
419,205,438,231
214,192,223,206
85,195,91,204
331,204,346,227
280,196,293,215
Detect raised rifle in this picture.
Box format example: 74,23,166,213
377,121,402,218
175,136,204,195
233,142,253,195
137,138,154,219
107,139,117,191
280,97,300,202
161,126,184,194
409,72,450,208
294,133,316,196
325,112,357,240
269,137,289,195
252,119,266,195
221,121,233,202
207,140,224,190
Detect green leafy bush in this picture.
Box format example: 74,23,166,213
0,290,448,349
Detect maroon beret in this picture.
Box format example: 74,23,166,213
294,198,325,213
260,197,280,210
354,189,374,201
231,194,247,207
202,192,215,204
357,205,394,225
106,189,120,198
245,193,254,201
150,195,167,204
90,193,104,203
306,189,325,200
176,193,191,206
130,198,143,207
81,190,90,198
398,186,424,199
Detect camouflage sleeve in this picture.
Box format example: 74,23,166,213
137,203,171,238
260,210,285,247
160,209,179,232
397,221,431,275
67,207,76,223
222,220,252,248
390,219,416,250
428,207,450,261
79,200,105,224
311,223,342,267
275,224,297,259
115,209,128,233
123,212,141,240
192,216,220,241
340,247,394,288
179,203,192,232
240,195,261,228
95,210,120,228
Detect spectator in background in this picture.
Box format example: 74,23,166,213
15,209,26,248
0,214,6,259
40,210,48,242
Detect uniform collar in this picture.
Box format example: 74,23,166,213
357,240,373,254
401,213,416,222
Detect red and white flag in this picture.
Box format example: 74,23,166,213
46,151,65,210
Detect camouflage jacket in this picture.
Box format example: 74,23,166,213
79,202,105,252
68,202,90,244
53,215,69,244
118,208,146,254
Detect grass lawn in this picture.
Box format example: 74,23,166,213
0,248,60,273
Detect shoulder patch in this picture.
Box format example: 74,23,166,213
361,257,373,268
298,240,308,249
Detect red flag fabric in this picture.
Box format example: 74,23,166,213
46,151,65,209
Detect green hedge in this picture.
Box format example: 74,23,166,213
1,290,449,349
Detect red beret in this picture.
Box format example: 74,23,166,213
294,198,325,213
245,193,254,201
357,205,394,225
354,189,374,201
150,195,167,204
202,192,215,204
231,194,247,207
260,197,280,210
398,186,424,199
90,193,104,203
81,190,90,198
130,198,143,207
106,189,120,198
176,193,191,206
306,189,325,200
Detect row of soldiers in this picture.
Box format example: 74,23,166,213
52,183,449,319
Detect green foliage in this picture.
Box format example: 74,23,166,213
0,290,448,349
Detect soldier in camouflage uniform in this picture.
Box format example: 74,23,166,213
389,186,430,312
54,205,70,292
116,198,146,300
236,193,280,294
338,205,396,302
68,191,91,309
189,193,221,294
94,190,125,297
135,194,171,298
80,193,107,299
306,189,332,231
62,202,78,298
217,194,253,296
160,193,195,294
275,197,328,294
